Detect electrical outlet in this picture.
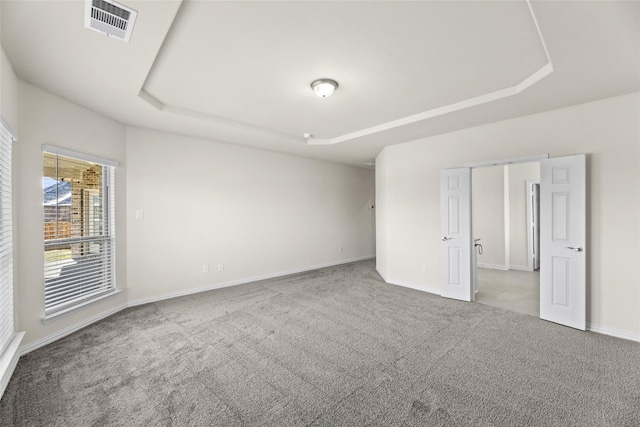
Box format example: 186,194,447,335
421,266,427,274
202,265,209,273
218,263,224,271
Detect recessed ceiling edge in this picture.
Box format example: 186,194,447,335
137,0,552,146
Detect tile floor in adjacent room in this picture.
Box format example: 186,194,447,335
475,268,540,317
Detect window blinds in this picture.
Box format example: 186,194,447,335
42,148,116,314
0,124,14,356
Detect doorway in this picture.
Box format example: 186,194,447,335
440,154,586,330
472,162,541,317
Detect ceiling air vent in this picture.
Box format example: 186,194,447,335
85,0,138,43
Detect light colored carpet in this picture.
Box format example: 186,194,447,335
1,259,639,426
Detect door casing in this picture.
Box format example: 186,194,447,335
527,180,541,271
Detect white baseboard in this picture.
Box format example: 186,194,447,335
385,279,440,296
18,257,376,356
1,332,25,400
477,263,533,272
477,263,510,271
376,271,639,344
587,323,640,343
20,304,127,355
509,264,534,272
375,267,388,283
128,255,376,307
9,254,640,389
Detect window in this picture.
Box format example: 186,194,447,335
0,124,15,356
43,146,117,315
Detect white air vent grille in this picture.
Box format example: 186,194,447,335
85,0,137,43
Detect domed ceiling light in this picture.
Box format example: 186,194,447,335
311,79,339,98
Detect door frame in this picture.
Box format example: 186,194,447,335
463,154,548,298
450,153,549,301
450,153,588,330
464,154,549,169
526,180,541,271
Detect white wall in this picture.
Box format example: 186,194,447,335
126,127,375,303
473,162,539,270
1,46,18,133
375,149,390,280
376,92,640,338
508,162,539,269
16,82,128,347
0,44,20,398
472,166,506,268
1,45,18,326
11,82,374,349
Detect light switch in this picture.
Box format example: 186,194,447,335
135,210,144,219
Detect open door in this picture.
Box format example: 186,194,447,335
540,154,586,330
440,168,473,301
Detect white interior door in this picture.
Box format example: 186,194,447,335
440,168,472,301
540,154,586,330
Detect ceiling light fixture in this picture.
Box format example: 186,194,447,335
311,79,338,98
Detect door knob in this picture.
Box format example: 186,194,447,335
565,246,583,252
442,236,453,241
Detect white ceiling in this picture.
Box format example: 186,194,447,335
2,1,638,167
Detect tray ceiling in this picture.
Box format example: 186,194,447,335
142,1,549,141
1,0,638,166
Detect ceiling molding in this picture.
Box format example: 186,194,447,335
138,0,552,147
308,64,553,146
308,0,553,146
138,89,301,143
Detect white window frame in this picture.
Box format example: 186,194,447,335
0,121,17,357
42,145,119,322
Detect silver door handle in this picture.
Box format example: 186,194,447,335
442,236,453,241
565,246,583,252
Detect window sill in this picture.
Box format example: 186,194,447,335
41,289,122,325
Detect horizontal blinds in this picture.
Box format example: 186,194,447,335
0,124,14,356
43,152,116,314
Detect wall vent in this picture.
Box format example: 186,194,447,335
85,0,137,43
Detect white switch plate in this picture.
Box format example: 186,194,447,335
218,263,224,271
135,210,144,219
